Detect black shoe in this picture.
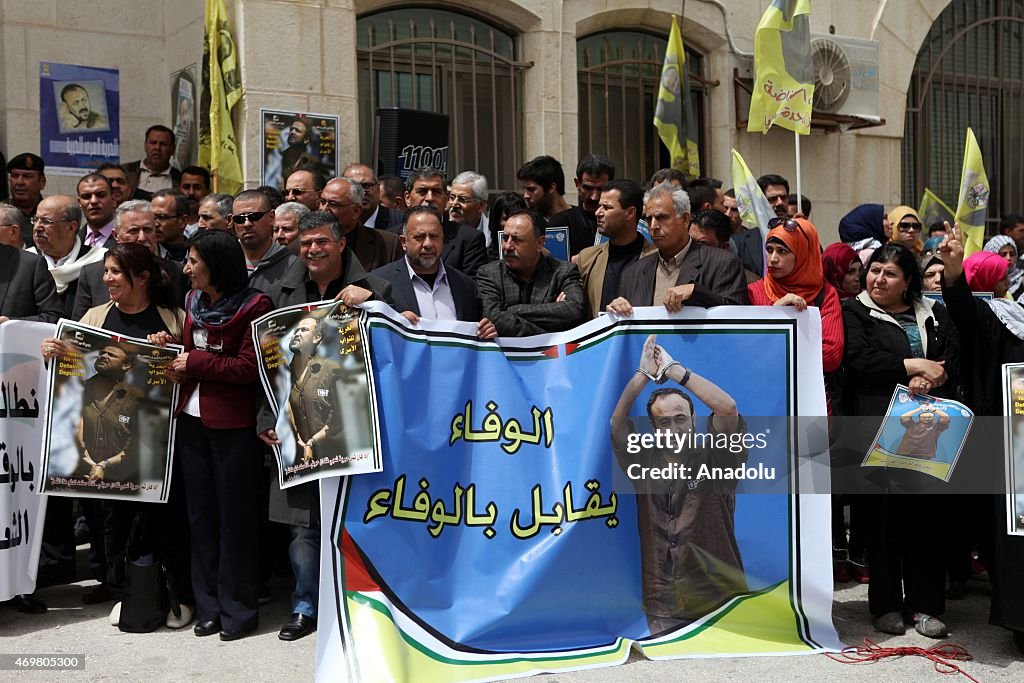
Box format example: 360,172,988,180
3,594,47,614
278,613,317,641
219,625,257,641
81,584,114,605
194,619,221,637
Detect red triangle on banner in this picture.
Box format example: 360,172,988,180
339,530,380,592
565,343,579,355
542,346,559,358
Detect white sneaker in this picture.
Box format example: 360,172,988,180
166,603,194,629
109,602,121,626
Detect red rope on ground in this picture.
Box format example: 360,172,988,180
825,639,980,683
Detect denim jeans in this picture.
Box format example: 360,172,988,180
289,487,320,618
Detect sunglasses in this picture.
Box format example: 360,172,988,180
232,211,269,225
898,222,922,233
768,216,810,245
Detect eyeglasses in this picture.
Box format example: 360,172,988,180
31,216,65,227
319,198,356,210
767,216,810,244
355,181,376,191
450,195,477,205
898,222,922,233
232,211,269,225
284,188,311,197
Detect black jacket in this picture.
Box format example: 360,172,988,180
371,258,479,322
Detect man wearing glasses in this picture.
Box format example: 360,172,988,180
318,178,401,272
283,169,324,212
233,190,297,294
448,171,490,250
151,189,190,263
342,163,403,232
28,195,108,317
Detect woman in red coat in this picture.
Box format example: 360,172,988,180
168,230,273,641
746,216,844,374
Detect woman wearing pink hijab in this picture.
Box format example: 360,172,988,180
963,251,1011,298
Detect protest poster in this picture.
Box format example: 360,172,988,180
170,65,199,171
253,300,381,489
39,62,120,176
39,321,180,503
1004,363,1024,534
862,385,974,482
261,109,339,189
0,322,52,601
315,305,840,682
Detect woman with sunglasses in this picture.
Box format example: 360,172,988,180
888,206,924,255
166,230,273,641
939,224,1024,653
841,242,958,638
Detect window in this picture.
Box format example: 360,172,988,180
902,0,1024,232
357,8,529,193
577,30,707,185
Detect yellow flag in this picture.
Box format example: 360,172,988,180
199,0,244,195
730,149,775,248
917,187,955,233
654,17,700,177
954,128,990,257
747,0,815,135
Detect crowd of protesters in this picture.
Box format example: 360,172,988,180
2,124,1024,654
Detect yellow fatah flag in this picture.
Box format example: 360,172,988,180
954,128,991,257
918,187,955,233
199,0,244,195
730,149,775,251
654,16,700,177
747,0,815,135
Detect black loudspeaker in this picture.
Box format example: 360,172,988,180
374,108,450,181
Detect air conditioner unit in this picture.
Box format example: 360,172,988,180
810,34,880,122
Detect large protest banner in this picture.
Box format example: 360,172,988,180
1004,363,1024,534
39,62,120,175
254,300,381,489
0,322,52,601
316,305,840,682
39,321,180,503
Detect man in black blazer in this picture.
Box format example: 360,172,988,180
123,125,181,200
342,163,404,232
404,167,487,277
371,206,495,338
608,182,747,316
72,200,187,319
0,244,62,323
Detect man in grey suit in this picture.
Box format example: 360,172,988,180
476,208,584,337
371,205,496,338
608,182,747,316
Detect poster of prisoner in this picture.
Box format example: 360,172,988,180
39,321,180,503
261,109,339,189
315,304,841,682
253,299,382,489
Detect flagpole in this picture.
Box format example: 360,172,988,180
794,131,802,216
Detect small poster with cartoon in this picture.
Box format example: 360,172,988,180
862,385,974,482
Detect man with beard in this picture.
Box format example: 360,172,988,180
59,84,106,129
404,167,486,277
611,334,748,634
372,205,494,336
77,346,142,482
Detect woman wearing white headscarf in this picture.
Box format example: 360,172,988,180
983,235,1024,300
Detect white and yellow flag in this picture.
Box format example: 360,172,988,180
731,149,775,246
954,128,990,257
199,0,244,194
653,16,700,177
747,0,815,135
